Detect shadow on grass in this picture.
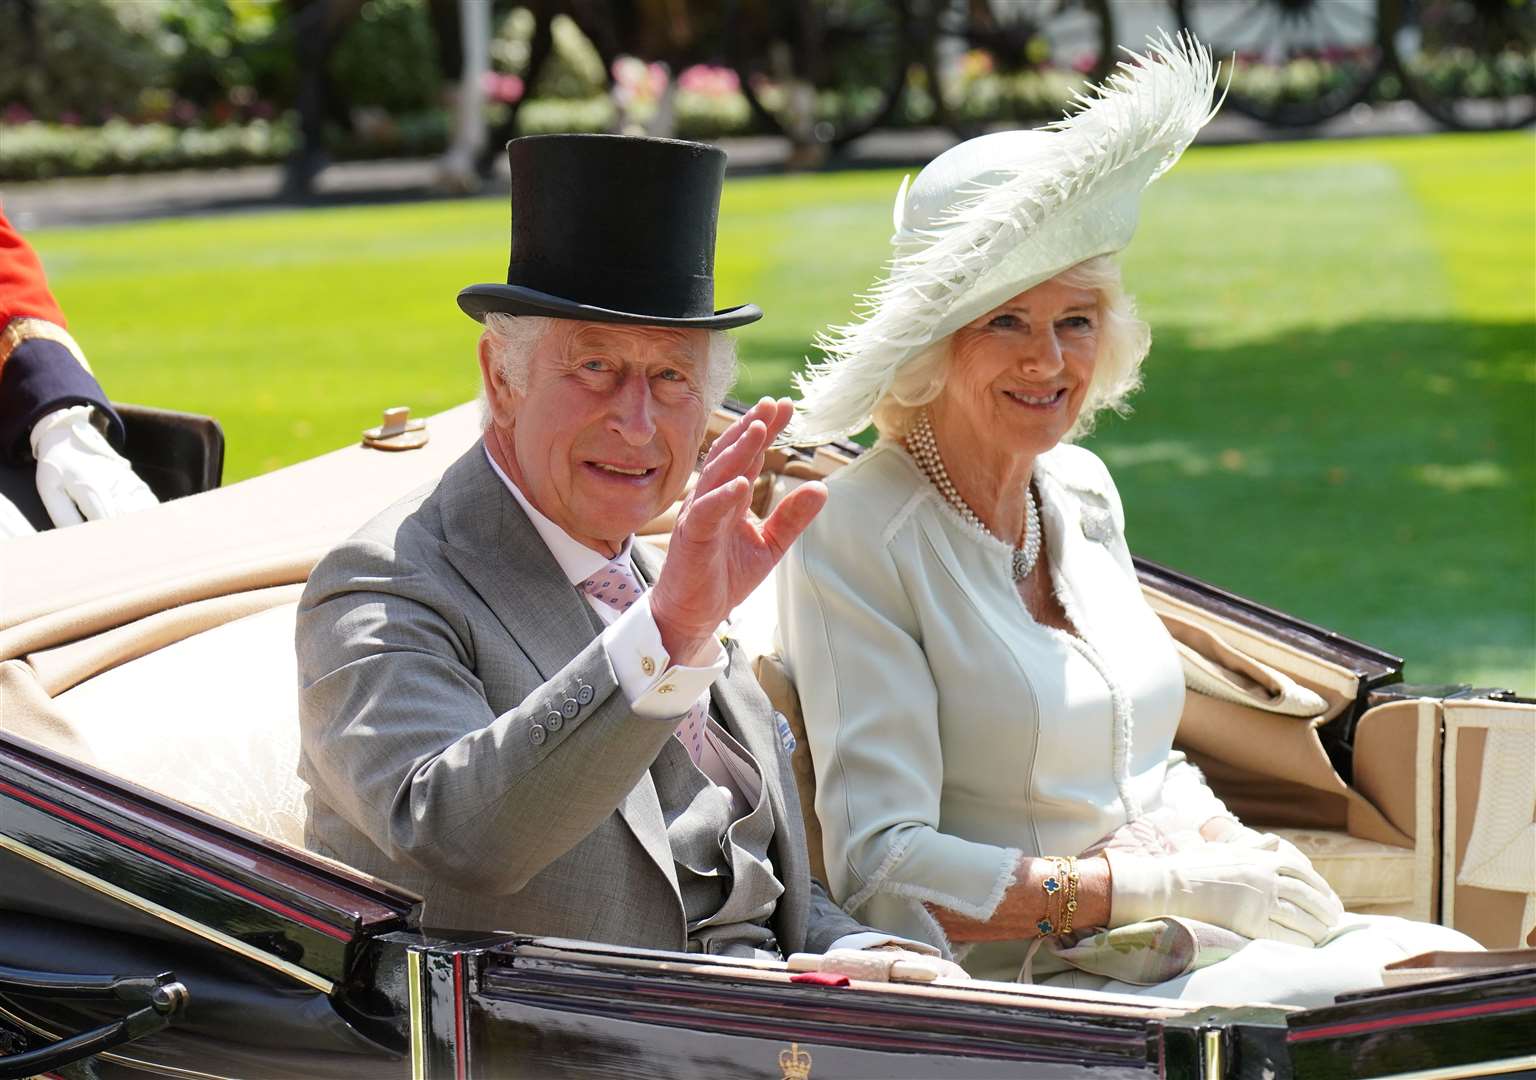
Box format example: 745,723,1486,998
1086,317,1534,690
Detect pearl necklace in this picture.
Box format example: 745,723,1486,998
905,410,1041,581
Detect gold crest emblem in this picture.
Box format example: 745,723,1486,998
778,1042,812,1080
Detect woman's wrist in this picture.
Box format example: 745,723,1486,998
1073,855,1111,933
924,854,1112,944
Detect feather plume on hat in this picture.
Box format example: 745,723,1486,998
785,31,1220,446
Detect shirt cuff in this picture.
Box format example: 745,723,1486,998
604,591,726,719
827,931,941,957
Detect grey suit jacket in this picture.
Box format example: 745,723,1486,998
296,444,865,952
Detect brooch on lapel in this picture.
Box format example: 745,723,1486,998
774,711,797,753
1080,506,1116,545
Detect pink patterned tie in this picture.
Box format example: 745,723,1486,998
579,559,707,763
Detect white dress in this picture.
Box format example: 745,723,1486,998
777,440,1476,1006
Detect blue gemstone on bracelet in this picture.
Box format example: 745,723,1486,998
1036,918,1054,935
1043,877,1060,894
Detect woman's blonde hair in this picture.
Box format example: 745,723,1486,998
870,255,1151,442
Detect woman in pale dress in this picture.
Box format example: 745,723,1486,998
775,33,1478,1006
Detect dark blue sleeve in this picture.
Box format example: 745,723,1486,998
0,339,124,463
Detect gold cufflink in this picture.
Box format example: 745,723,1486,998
658,684,674,694
641,656,656,676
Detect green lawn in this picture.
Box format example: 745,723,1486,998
28,132,1536,692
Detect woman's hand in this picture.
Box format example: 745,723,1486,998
1105,843,1345,947
1200,818,1345,915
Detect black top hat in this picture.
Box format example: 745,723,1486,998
457,135,761,330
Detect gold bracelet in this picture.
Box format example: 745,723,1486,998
1059,856,1079,936
1036,856,1067,937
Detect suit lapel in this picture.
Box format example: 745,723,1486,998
631,545,805,900
617,770,681,898
440,445,599,680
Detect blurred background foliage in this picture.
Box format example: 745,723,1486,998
328,0,442,114
9,0,1459,181
0,0,176,126
4,0,1532,182
0,0,634,179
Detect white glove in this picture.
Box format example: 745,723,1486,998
1106,842,1345,947
1208,820,1345,909
0,491,36,540
787,948,969,984
30,405,158,527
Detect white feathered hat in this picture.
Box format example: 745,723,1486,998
785,31,1220,446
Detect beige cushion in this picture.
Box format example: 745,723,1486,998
1271,826,1417,911
53,603,307,847
1159,609,1327,717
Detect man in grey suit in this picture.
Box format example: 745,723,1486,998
297,135,955,971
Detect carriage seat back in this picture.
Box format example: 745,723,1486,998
49,602,309,848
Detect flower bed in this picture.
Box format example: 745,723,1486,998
0,88,763,183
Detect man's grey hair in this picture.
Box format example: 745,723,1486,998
479,313,738,427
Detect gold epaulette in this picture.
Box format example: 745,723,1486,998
0,316,93,375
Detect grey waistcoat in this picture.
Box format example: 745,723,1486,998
651,718,784,957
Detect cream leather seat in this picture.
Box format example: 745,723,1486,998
52,602,309,848
1270,827,1419,914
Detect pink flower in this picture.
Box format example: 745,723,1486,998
610,56,670,101
2,103,33,125
678,64,740,96
482,71,525,103
612,55,647,90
